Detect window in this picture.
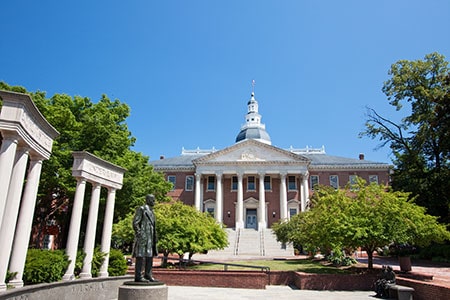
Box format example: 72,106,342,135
369,175,379,184
310,175,319,190
330,175,339,189
168,175,176,191
349,175,358,186
231,176,238,190
207,176,215,191
247,176,255,191
264,176,271,190
288,176,297,190
185,175,194,191
206,207,215,218
289,208,297,218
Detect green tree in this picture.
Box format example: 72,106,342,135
155,202,228,266
360,52,450,223
112,201,228,266
273,179,450,269
0,82,171,248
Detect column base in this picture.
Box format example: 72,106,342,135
98,271,109,278
62,273,75,281
258,222,267,230
235,221,244,229
79,272,92,279
8,279,24,288
0,283,6,292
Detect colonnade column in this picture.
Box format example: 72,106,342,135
0,146,29,290
8,157,44,287
99,187,117,277
80,183,102,279
236,173,244,229
258,172,266,230
194,173,201,211
215,173,223,224
301,174,309,212
0,133,19,226
63,178,87,280
279,172,288,221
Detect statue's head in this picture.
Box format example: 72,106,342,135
146,194,155,207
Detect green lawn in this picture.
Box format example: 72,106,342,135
187,259,351,274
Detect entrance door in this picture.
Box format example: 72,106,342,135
246,209,257,229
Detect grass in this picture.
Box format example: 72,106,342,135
186,258,351,274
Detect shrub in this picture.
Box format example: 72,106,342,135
418,243,450,262
74,247,106,277
108,248,128,276
327,248,357,267
23,249,69,284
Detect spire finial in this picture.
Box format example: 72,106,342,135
251,79,256,94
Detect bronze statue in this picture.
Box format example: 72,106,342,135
374,265,396,298
132,194,158,282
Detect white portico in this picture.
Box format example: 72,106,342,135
63,151,125,280
192,139,310,230
0,91,59,291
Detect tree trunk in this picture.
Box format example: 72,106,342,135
161,251,169,268
367,250,374,269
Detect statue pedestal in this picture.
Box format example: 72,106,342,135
118,281,168,300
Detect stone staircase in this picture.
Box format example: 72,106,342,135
199,228,294,259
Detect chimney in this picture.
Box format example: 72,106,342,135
359,153,365,160
160,155,165,160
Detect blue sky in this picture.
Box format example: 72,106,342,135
1,1,449,163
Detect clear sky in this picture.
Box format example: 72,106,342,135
1,1,449,163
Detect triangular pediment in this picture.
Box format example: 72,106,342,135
193,140,310,165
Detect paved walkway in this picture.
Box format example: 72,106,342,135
168,285,375,300
160,253,450,299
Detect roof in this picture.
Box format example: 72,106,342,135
150,147,391,171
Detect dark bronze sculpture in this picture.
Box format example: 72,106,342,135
132,194,158,282
374,265,396,298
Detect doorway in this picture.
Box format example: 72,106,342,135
246,209,257,229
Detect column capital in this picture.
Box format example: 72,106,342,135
258,172,265,178
279,172,287,179
195,173,202,180
0,131,19,142
215,172,223,179
236,172,244,180
107,187,117,193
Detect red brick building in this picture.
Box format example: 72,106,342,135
150,92,390,230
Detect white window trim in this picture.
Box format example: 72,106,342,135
168,175,176,191
185,175,194,191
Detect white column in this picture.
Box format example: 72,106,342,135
0,146,29,291
258,172,266,230
279,173,288,221
63,178,87,280
194,173,201,211
236,173,244,229
0,133,19,227
200,178,204,212
301,174,309,212
9,157,44,288
80,183,102,279
215,173,223,224
99,188,117,277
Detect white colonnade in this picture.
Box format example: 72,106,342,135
63,151,125,280
0,91,59,291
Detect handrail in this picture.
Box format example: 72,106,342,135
187,259,270,273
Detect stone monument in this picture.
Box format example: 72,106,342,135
118,194,167,300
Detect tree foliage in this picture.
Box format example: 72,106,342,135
112,201,228,266
273,178,450,269
155,202,228,265
0,82,172,248
360,52,450,223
